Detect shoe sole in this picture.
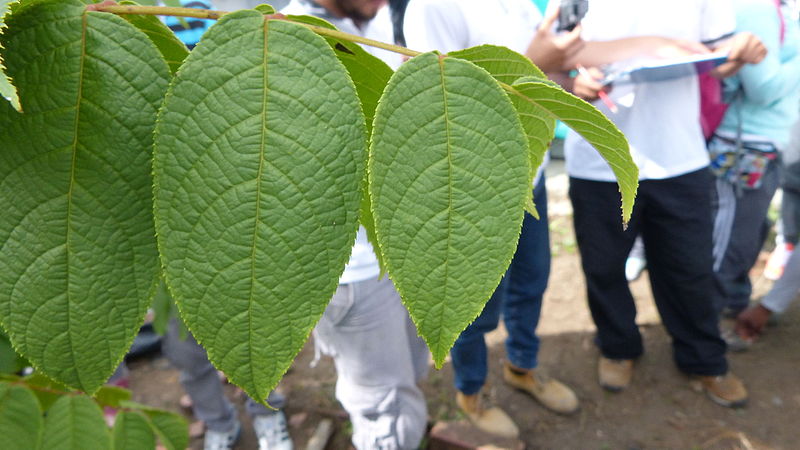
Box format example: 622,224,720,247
705,391,748,408
690,380,748,408
599,381,627,393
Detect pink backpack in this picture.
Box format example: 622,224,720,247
700,0,785,140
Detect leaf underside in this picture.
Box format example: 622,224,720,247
450,45,556,216
370,52,530,365
0,0,169,393
40,394,111,450
285,14,394,273
112,412,157,450
0,382,43,450
510,77,637,222
154,11,366,401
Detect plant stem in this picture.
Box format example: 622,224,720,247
95,4,421,57
98,5,225,20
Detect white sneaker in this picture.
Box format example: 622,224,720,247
625,256,647,282
204,420,241,450
253,411,293,450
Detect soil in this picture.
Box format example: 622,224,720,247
126,167,800,449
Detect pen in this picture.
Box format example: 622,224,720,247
576,64,618,113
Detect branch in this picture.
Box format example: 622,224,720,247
93,4,421,57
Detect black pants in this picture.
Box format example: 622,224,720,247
569,169,727,376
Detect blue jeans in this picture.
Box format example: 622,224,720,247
451,178,550,395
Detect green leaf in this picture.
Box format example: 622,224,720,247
285,14,394,274
254,3,275,14
370,52,530,365
39,394,111,450
0,0,20,110
143,409,188,450
112,411,156,450
150,278,175,336
21,373,68,412
119,1,189,75
93,385,131,409
154,12,366,401
449,46,555,217
509,77,637,222
0,382,43,450
0,328,27,374
0,0,170,393
449,44,546,84
118,401,188,450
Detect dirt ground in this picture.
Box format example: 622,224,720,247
126,169,800,449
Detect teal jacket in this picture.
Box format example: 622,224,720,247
719,0,800,148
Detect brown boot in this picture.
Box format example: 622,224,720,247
691,373,748,408
455,391,519,439
598,357,634,391
503,362,579,414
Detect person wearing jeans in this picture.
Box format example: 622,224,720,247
403,0,583,438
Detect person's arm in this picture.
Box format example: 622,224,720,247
707,31,768,79
524,7,584,74
565,36,710,69
715,3,800,103
736,246,800,339
567,37,710,101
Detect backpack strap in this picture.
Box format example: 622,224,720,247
775,0,786,43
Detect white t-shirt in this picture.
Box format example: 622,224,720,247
564,0,736,181
403,0,549,185
282,0,399,284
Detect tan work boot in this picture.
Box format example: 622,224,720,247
503,362,579,414
598,357,634,391
455,391,519,439
691,372,748,408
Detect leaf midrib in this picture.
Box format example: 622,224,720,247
62,11,88,392
243,17,270,399
435,56,453,360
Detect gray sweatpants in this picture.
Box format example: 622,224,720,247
162,319,284,433
314,276,429,450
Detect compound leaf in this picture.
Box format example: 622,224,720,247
154,11,365,401
39,394,111,450
0,382,43,450
0,0,169,393
510,77,637,222
370,52,530,365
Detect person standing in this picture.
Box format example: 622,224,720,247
565,0,765,408
404,0,584,438
709,0,800,317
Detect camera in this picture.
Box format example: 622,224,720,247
557,0,589,32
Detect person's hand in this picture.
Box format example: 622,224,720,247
712,32,767,78
525,6,585,73
572,66,606,101
725,32,767,64
735,303,773,341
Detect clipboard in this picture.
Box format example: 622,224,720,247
601,51,729,85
